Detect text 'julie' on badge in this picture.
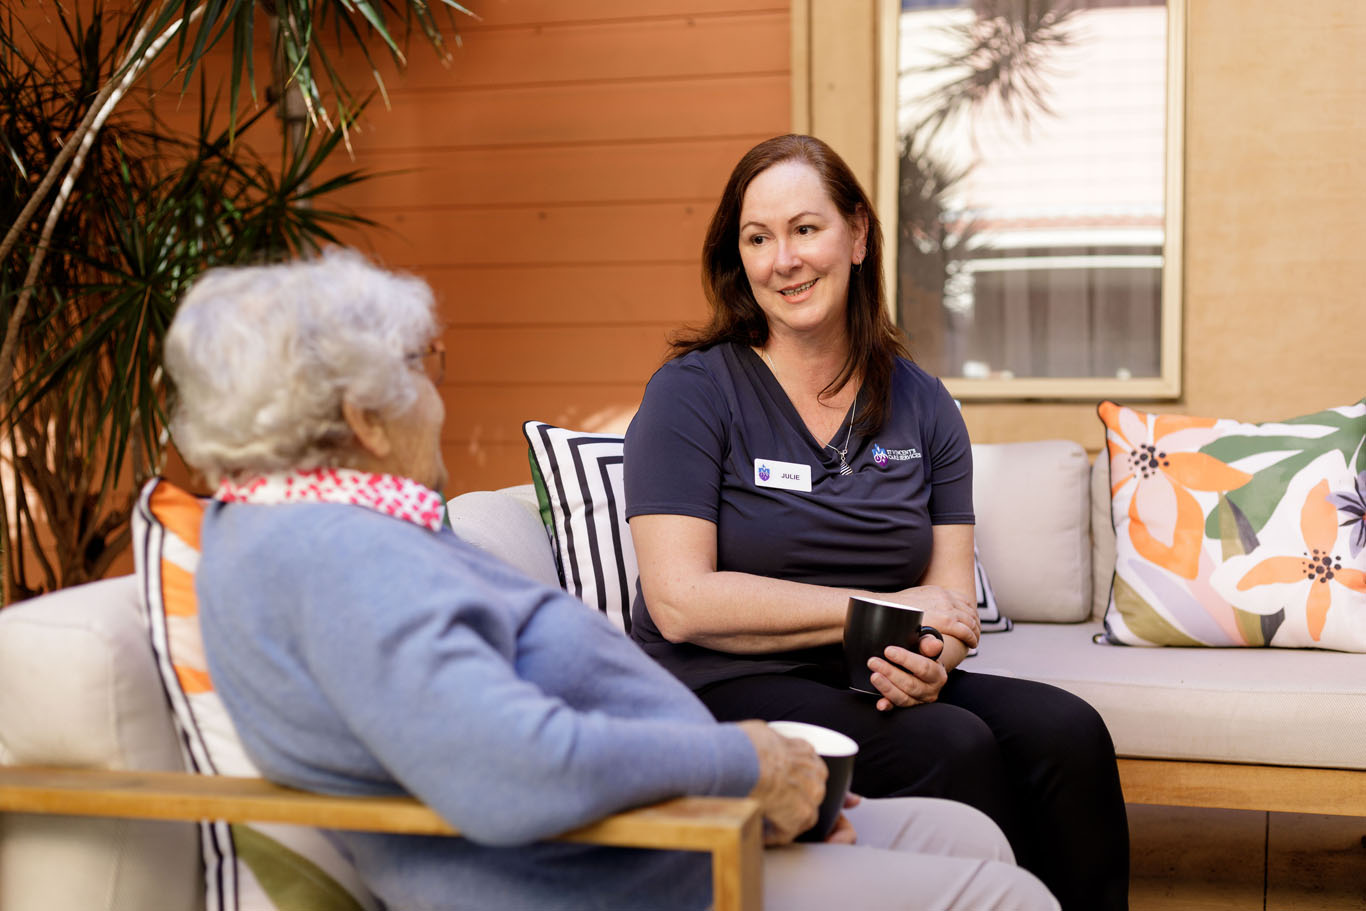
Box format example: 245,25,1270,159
754,458,811,492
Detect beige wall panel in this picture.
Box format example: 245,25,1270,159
805,0,877,188
960,405,1112,456
1177,0,1366,426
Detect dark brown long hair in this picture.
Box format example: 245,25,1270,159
671,134,909,434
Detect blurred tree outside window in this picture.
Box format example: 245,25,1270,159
892,0,1180,396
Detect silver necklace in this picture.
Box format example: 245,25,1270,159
760,348,857,475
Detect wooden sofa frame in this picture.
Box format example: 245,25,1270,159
1117,758,1366,818
3,759,1363,911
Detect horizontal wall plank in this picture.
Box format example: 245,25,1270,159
321,136,765,209
351,201,713,268
460,2,787,29
327,12,787,89
445,326,677,385
351,76,789,152
135,5,786,92
442,383,649,443
419,263,711,326
150,76,789,152
446,440,552,493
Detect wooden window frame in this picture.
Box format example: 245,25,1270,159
791,0,1186,400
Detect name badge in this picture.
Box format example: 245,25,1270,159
754,458,811,492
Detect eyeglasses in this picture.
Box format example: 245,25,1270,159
405,339,446,385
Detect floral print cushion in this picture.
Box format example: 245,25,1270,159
1098,399,1366,650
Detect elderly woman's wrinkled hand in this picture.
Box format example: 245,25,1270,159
822,792,861,845
867,634,949,711
737,720,826,845
887,584,980,649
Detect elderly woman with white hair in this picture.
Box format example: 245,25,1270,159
163,248,1059,911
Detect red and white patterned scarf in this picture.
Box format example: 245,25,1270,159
216,468,445,532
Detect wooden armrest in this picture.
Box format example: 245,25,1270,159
0,765,763,911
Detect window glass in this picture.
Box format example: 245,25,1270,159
892,0,1178,393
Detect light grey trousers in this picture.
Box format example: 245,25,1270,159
761,797,1060,911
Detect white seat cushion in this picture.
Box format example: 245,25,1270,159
970,621,1366,769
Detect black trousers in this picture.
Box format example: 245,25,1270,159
698,667,1130,911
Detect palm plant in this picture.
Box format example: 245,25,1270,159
0,0,473,602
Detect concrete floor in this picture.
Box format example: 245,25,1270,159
1128,805,1366,910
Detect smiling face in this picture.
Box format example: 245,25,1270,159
737,160,868,345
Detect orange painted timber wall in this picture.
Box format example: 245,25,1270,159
310,1,791,493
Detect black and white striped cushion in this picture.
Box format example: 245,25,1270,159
975,546,1011,633
524,422,636,633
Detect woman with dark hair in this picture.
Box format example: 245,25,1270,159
624,134,1129,910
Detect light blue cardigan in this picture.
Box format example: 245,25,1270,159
197,500,758,910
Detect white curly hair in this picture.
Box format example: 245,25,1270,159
164,248,438,484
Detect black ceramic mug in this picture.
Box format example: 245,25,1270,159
843,595,945,694
766,721,859,842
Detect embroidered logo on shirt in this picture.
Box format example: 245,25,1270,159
754,458,811,492
871,444,922,468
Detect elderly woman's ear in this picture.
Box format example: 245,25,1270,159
342,397,394,460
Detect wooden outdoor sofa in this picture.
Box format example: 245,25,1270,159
4,437,1366,910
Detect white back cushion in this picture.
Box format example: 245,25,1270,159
972,440,1093,622
0,576,201,911
446,487,561,589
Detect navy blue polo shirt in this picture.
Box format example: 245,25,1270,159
624,342,974,689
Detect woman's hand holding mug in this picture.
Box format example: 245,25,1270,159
844,595,954,711
867,634,949,709
886,584,980,649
